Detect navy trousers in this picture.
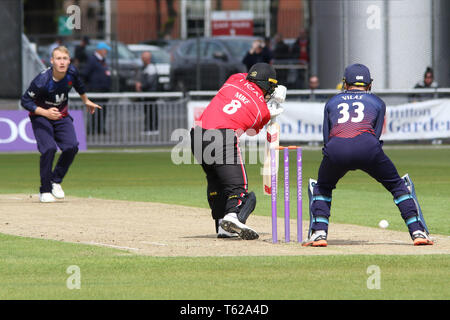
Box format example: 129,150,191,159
311,133,421,235
30,115,79,193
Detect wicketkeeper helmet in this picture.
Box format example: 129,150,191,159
343,63,372,86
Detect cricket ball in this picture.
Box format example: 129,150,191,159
378,219,389,229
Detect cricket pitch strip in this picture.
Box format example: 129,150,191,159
0,194,448,257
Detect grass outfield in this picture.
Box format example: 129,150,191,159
0,146,449,299
1,233,449,300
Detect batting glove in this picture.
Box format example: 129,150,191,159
268,101,284,119
271,85,287,104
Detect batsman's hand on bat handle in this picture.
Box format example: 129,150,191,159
268,101,284,120
271,85,287,104
267,85,286,119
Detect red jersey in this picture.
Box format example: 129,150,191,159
199,73,271,134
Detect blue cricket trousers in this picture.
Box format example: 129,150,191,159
30,115,79,193
311,133,421,235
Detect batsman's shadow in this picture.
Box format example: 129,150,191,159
182,234,241,240
183,232,272,241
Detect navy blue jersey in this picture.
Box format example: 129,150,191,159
21,64,86,117
322,89,385,144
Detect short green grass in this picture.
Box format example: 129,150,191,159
0,147,449,299
1,234,448,300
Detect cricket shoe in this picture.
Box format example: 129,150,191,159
39,192,56,203
220,213,259,240
412,230,434,246
217,223,239,239
302,230,328,247
51,183,65,199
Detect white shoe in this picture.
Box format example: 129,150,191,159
220,213,259,240
51,183,65,199
40,192,56,203
302,230,328,247
217,221,239,238
412,230,434,246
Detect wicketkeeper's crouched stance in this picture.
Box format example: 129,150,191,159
304,64,433,247
190,63,286,239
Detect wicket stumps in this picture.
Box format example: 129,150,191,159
270,146,302,243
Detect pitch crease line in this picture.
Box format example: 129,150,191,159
82,242,140,251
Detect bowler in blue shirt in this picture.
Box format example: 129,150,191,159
21,46,102,203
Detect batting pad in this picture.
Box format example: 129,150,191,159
402,173,430,234
307,178,317,238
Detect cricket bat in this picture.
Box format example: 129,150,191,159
262,119,280,195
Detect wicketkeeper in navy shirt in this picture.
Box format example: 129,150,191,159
304,64,433,247
21,46,102,203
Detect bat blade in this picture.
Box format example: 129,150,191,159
262,121,280,195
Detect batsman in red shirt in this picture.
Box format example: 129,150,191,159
190,63,286,240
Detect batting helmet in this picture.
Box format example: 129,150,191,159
246,63,278,96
